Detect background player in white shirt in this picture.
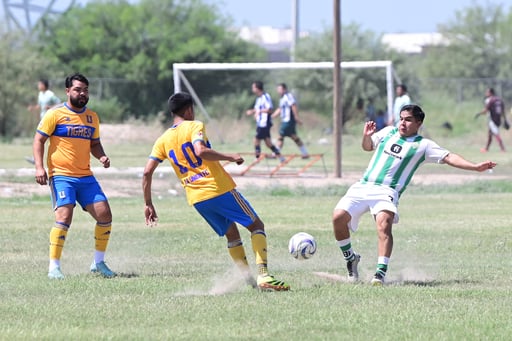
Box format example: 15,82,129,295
272,83,309,158
246,81,283,161
389,84,411,126
333,104,496,285
29,79,61,120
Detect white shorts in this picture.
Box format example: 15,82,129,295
488,120,499,135
334,182,399,232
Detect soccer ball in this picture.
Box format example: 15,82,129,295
288,232,317,260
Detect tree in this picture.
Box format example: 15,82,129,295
422,3,511,79
286,24,401,124
36,0,264,119
0,30,54,138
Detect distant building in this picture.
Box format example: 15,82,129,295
237,27,447,60
237,26,309,62
381,32,447,54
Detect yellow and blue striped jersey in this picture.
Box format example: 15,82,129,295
37,103,100,178
150,120,236,205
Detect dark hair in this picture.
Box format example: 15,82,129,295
397,84,408,93
168,92,193,116
400,104,425,122
278,83,287,89
488,87,495,95
253,81,264,91
65,73,89,88
39,79,49,89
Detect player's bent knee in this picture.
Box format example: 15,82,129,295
247,218,264,232
333,209,350,222
54,204,74,226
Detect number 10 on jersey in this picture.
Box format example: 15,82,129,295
168,142,202,174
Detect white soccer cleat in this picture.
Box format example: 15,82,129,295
48,267,64,280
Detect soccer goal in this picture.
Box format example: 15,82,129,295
173,61,397,123
172,61,398,177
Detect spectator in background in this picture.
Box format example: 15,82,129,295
476,87,506,152
365,98,376,122
366,99,385,132
26,79,62,164
28,79,61,120
375,109,387,131
389,84,411,126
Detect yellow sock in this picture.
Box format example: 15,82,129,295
94,223,111,252
228,243,249,266
228,242,251,276
251,230,268,275
49,227,67,261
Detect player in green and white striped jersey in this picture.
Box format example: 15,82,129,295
332,104,497,286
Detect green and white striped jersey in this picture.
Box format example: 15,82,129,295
361,126,449,196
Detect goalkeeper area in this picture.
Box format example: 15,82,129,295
172,61,397,177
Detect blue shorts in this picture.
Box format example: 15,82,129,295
193,189,258,236
50,175,107,210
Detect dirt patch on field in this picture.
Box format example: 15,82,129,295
1,166,507,199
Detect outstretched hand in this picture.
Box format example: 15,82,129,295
474,160,497,172
363,121,377,136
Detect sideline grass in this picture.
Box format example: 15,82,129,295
1,187,511,340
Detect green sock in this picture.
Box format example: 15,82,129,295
376,264,388,277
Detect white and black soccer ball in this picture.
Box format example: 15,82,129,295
288,232,317,260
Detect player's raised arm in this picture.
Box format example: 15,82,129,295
361,121,377,152
142,158,160,227
443,153,496,172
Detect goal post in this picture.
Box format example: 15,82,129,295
173,60,396,123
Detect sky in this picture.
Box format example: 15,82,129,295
205,0,508,33
1,0,508,34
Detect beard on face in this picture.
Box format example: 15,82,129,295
70,95,89,109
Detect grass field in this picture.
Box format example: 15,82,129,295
1,123,512,340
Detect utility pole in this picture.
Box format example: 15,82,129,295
290,0,299,62
333,0,342,177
